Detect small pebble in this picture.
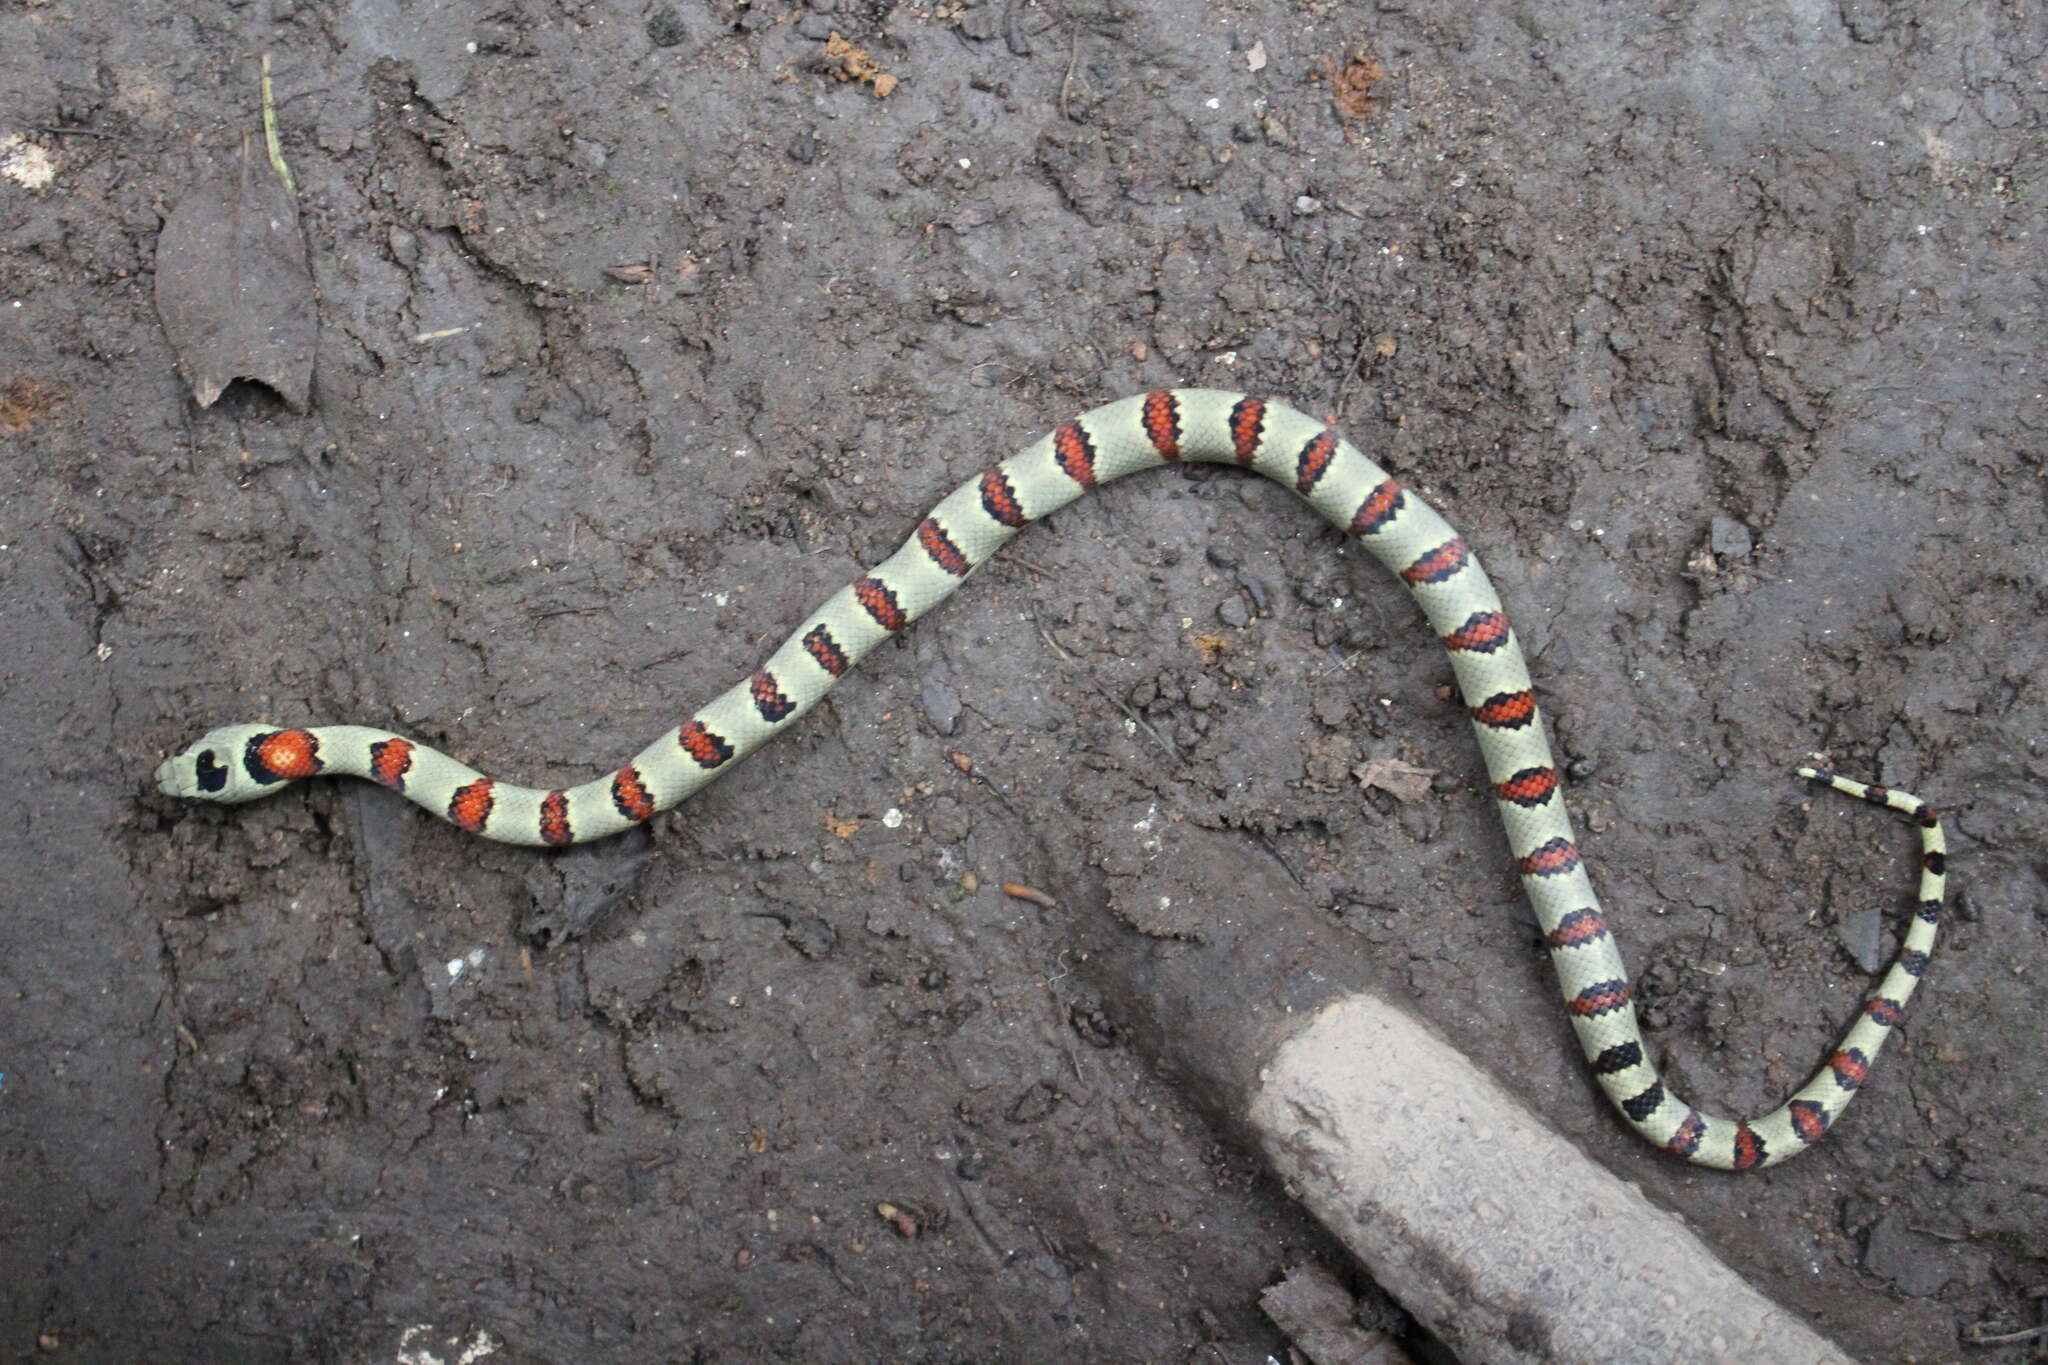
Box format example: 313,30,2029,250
785,916,838,960
958,4,1005,40
1838,907,1887,974
1709,514,1754,558
921,676,962,735
1862,1210,1954,1297
646,6,688,46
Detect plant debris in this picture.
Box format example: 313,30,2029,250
1327,51,1385,120
153,140,316,411
0,377,64,434
821,33,899,98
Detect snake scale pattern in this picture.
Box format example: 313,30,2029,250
157,389,1945,1169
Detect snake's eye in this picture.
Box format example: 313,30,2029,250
195,748,229,794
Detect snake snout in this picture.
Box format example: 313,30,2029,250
155,753,190,797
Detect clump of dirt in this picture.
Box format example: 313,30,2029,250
0,375,62,432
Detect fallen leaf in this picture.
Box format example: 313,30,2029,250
154,141,316,410
1354,756,1435,803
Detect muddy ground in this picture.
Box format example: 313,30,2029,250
2,1,2043,1361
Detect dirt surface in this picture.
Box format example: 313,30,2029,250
3,1,2043,1361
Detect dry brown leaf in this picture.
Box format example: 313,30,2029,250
1354,756,1435,803
153,143,316,410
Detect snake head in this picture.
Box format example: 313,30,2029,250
156,723,299,803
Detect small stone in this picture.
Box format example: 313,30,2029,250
1838,907,1887,974
1863,1210,1953,1296
646,6,688,46
1709,514,1754,558
922,676,962,735
1006,1080,1061,1123
958,4,1005,40
1218,596,1251,629
785,916,837,960
789,131,818,164
1293,195,1323,216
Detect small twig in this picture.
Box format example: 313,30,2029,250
1002,882,1058,909
1961,1322,2047,1347
1096,682,1189,766
1000,554,1058,581
33,126,114,139
1059,25,1082,121
1252,830,1307,889
260,52,297,197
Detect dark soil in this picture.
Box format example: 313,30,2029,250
3,1,2042,1361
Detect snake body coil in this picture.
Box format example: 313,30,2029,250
157,390,1944,1169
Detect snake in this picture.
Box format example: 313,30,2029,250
156,389,1945,1170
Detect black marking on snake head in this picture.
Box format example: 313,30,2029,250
195,749,229,794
